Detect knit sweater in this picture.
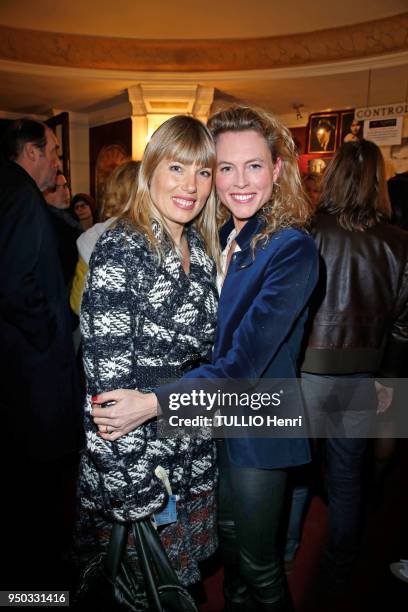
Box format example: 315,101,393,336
77,219,219,584
70,217,116,315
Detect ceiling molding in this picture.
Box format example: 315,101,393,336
1,50,408,86
0,109,47,120
0,13,407,72
87,101,132,128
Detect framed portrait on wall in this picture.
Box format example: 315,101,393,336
299,154,332,175
340,112,363,145
308,113,338,154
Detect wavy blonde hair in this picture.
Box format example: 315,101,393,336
100,160,140,221
124,115,219,260
207,106,312,247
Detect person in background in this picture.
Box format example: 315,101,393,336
302,172,323,210
0,118,82,590
388,171,408,230
72,192,96,231
74,115,219,597
300,139,408,602
44,171,81,289
45,169,71,208
70,160,140,316
92,106,319,612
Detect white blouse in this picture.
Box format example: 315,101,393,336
216,228,241,295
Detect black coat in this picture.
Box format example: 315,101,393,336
0,162,82,461
388,172,408,231
46,206,81,288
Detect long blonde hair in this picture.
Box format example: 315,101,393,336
207,106,312,247
100,160,140,221
124,115,219,260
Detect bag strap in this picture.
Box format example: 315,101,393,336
132,520,163,612
136,519,180,585
104,522,129,582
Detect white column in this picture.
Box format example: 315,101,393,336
128,83,215,156
128,85,148,160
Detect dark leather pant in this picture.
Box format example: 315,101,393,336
218,442,291,611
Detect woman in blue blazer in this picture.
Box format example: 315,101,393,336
93,106,318,611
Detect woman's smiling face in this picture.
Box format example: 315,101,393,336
149,159,212,241
215,129,281,231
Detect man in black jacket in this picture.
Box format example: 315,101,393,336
0,119,82,589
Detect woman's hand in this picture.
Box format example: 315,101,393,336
375,381,394,414
91,389,160,441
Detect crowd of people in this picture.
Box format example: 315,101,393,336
0,108,407,611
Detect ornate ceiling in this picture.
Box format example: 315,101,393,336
0,1,407,121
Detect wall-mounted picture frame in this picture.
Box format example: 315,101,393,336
95,143,129,204
307,157,329,174
340,111,363,145
308,113,338,154
89,118,132,202
299,153,332,175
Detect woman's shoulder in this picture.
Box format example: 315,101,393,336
261,227,318,282
269,226,317,254
94,219,148,252
87,220,153,276
77,218,115,262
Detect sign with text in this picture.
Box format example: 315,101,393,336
355,102,408,121
363,116,403,146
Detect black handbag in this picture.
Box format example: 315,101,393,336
75,519,198,612
131,519,198,612
75,522,145,611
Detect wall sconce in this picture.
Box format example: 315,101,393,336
293,103,305,120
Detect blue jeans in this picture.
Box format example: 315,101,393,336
298,373,376,587
284,484,309,562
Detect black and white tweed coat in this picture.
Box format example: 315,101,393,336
81,222,217,520
77,220,218,584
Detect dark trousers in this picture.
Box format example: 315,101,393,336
0,452,78,591
301,373,376,589
217,442,289,610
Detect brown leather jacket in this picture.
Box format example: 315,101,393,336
301,213,408,376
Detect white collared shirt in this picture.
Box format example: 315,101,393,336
216,228,241,295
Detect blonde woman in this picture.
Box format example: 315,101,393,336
70,160,140,315
76,115,219,589
93,106,319,611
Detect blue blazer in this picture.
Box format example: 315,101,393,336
157,215,319,469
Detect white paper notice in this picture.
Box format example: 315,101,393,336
364,117,403,146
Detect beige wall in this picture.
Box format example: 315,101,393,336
69,113,89,194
